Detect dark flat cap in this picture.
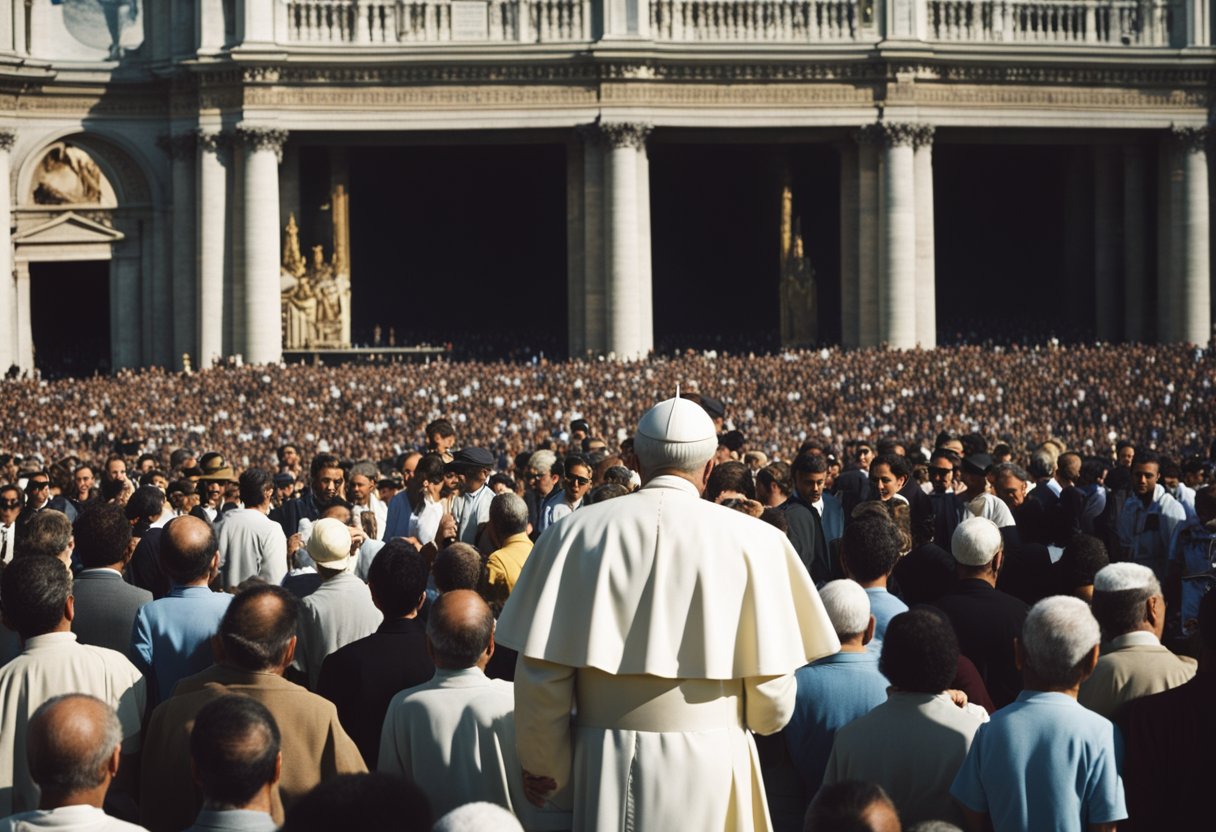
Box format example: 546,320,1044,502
962,453,993,476
273,473,295,488
445,447,495,472
699,396,726,421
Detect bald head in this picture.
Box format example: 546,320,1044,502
161,515,218,585
426,590,495,669
28,694,122,805
218,585,300,672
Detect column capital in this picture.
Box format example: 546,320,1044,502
0,129,16,152
598,122,653,150
156,132,198,161
909,124,936,149
1169,124,1210,152
853,123,885,147
197,130,233,164
236,125,289,162
876,122,924,148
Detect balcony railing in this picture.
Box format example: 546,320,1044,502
926,0,1171,45
280,0,1180,46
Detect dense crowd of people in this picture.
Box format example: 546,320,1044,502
0,349,1214,832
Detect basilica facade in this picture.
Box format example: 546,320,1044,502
0,0,1211,371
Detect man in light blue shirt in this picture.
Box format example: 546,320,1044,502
840,512,908,653
131,516,232,705
784,580,888,795
950,596,1126,832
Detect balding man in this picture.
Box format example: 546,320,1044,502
0,557,146,817
498,395,838,831
0,694,143,832
130,516,233,706
378,591,564,828
483,493,533,613
140,585,366,831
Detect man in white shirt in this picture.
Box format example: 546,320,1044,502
0,556,146,816
0,694,145,832
348,462,388,542
379,590,567,829
444,449,495,549
217,469,288,591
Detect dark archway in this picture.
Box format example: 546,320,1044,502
648,142,840,351
30,261,111,377
343,143,567,359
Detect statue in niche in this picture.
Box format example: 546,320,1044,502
280,214,352,349
32,143,105,205
778,174,818,347
60,0,145,60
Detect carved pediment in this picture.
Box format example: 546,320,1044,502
14,211,125,246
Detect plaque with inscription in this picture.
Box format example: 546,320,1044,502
451,1,490,41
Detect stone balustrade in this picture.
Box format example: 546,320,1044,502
650,0,859,41
281,0,1183,45
284,0,592,43
926,0,1171,46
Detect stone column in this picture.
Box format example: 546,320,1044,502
237,126,287,365
855,125,881,348
579,125,607,354
1173,126,1211,344
158,133,198,369
111,249,142,369
838,142,859,348
601,123,652,360
1156,138,1175,342
240,0,275,44
566,137,587,356
1122,145,1146,341
878,122,918,349
197,131,230,368
1093,145,1121,342
14,261,32,371
636,140,653,357
912,125,936,349
198,0,227,53
0,130,15,372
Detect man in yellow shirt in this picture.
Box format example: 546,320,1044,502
484,492,533,614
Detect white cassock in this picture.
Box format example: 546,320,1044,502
497,475,840,832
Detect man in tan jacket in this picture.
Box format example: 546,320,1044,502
140,585,365,831
1079,562,1196,725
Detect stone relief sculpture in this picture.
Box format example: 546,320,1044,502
32,143,106,205
778,174,817,347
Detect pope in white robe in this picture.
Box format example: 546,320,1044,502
496,396,840,831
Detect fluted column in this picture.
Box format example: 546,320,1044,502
1173,126,1211,344
1093,145,1121,341
237,126,287,365
839,142,859,347
878,122,918,349
912,125,936,348
566,136,587,356
855,125,881,348
1122,145,1146,342
159,133,198,369
0,130,15,372
197,131,231,368
601,123,652,359
576,125,607,354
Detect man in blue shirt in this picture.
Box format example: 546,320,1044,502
784,579,888,795
130,516,233,705
840,512,908,653
950,596,1126,832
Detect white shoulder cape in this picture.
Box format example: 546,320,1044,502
496,476,840,680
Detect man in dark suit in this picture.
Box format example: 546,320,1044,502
70,503,152,657
831,441,873,522
781,453,833,585
316,540,433,764
278,453,345,538
932,516,1029,709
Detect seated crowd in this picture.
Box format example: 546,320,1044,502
0,399,1213,832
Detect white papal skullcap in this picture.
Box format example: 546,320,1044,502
951,516,1004,566
633,396,718,472
433,802,525,832
1094,562,1158,593
818,579,872,638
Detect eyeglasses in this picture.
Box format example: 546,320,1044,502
27,481,49,491
565,475,591,487
928,467,953,476
0,500,21,509
524,471,540,481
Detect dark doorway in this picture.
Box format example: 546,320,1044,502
649,142,841,352
345,143,567,360
935,144,1091,344
30,260,111,378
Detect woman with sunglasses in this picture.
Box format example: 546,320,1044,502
548,454,593,527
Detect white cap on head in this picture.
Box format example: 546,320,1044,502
433,802,525,832
951,516,1003,566
1093,562,1159,593
818,579,872,638
633,396,718,473
306,517,354,572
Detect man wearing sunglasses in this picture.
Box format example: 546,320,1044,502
0,484,21,569
18,471,53,527
927,449,965,554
